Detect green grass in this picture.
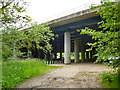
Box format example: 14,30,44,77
2,59,59,88
100,71,119,88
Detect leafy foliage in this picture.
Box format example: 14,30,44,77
0,0,31,60
1,0,55,60
80,0,120,68
2,59,59,88
0,0,31,28
2,24,54,60
2,27,25,60
21,23,55,57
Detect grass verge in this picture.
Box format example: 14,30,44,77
100,70,119,88
2,59,60,88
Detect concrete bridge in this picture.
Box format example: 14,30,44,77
43,4,101,64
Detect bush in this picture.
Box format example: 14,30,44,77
101,71,119,88
2,59,59,88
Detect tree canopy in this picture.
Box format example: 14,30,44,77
0,0,31,28
80,0,120,68
1,0,54,60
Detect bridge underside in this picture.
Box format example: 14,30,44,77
50,16,101,64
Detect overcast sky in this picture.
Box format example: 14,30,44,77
27,0,100,23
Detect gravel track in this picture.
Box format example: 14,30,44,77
16,63,112,88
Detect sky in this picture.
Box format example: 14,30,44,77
27,0,100,24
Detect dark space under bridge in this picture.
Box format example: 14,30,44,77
23,2,102,64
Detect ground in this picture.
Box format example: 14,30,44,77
16,63,112,88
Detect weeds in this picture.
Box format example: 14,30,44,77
2,59,59,88
101,71,119,88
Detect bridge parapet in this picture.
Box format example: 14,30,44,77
48,8,98,27
39,1,100,27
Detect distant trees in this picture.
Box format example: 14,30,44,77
80,0,120,68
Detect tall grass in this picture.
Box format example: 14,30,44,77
2,59,59,88
100,71,119,88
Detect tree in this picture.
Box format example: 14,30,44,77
1,0,55,60
80,0,120,68
0,0,31,28
21,23,54,59
2,27,25,60
0,0,31,60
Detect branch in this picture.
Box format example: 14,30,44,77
1,2,12,10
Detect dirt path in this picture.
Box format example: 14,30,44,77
16,63,112,88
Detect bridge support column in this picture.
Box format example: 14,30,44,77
60,52,62,60
74,37,79,63
90,51,92,61
64,32,71,64
54,52,57,61
86,51,89,62
81,43,85,62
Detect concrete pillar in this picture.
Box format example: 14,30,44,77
90,51,92,61
86,51,89,62
81,43,85,62
64,32,71,64
52,53,54,60
54,52,57,60
74,37,79,63
60,52,62,60
92,48,97,62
